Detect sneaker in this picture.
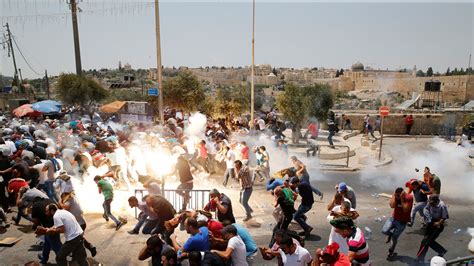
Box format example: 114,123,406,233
127,230,138,235
243,216,252,222
90,247,97,257
102,214,109,222
116,222,123,231
305,226,313,237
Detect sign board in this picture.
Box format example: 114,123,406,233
379,106,390,117
148,88,159,96
126,102,147,115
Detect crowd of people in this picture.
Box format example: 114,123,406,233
0,109,448,266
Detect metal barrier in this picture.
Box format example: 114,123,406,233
439,125,457,141
446,255,474,265
134,189,211,218
316,145,351,168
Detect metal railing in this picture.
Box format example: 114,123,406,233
446,255,474,265
316,144,351,168
134,189,211,218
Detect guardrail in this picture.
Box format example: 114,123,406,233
446,255,474,265
134,189,211,218
316,145,351,168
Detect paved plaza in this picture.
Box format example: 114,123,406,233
1,137,473,265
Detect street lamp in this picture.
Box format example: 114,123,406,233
155,0,164,124
250,0,255,128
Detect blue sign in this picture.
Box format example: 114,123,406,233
148,88,159,96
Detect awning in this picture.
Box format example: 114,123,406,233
99,101,126,113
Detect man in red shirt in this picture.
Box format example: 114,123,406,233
240,142,249,166
404,115,414,135
382,187,413,258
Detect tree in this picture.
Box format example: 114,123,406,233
208,86,247,118
276,84,310,143
303,84,334,121
55,74,109,108
335,70,340,77
416,70,426,77
339,68,344,76
162,71,205,112
426,67,433,77
446,67,451,76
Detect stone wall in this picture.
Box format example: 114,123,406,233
337,112,470,135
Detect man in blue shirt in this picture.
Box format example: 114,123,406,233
407,179,431,227
170,217,210,259
233,223,257,257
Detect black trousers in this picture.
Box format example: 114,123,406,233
417,224,446,261
56,234,88,266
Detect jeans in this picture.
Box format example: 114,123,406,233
15,206,32,224
328,131,335,146
56,234,88,266
266,179,284,191
240,187,253,217
411,201,428,224
306,145,318,157
382,217,406,252
294,204,312,231
223,168,235,186
40,234,62,263
79,224,94,252
253,166,270,182
42,181,59,202
103,198,120,225
269,212,294,247
417,224,446,261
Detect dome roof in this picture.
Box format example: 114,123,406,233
351,62,364,71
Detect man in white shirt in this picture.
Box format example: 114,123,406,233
277,234,312,266
211,225,248,266
36,203,88,266
222,146,235,187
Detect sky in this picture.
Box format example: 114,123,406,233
0,0,473,78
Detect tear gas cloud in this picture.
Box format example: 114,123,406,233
359,137,474,202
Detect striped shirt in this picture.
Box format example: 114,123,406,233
236,166,252,189
347,227,369,264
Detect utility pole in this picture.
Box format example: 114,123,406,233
45,70,50,100
18,68,23,85
4,23,20,91
155,0,164,124
69,0,82,76
250,0,255,129
464,54,471,111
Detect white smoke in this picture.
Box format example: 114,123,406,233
359,137,474,201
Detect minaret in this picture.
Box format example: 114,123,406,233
119,61,122,70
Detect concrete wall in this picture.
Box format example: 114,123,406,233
338,112,470,135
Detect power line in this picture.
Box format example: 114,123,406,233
11,35,43,76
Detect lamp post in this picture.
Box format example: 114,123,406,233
155,0,164,124
250,0,256,129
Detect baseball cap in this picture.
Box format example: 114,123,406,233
338,182,347,193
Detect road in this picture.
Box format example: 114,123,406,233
1,137,473,265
